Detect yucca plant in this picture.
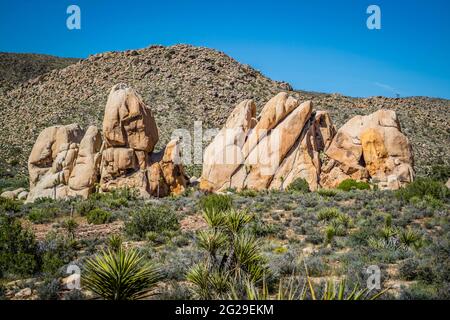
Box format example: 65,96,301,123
187,209,268,299
399,227,423,249
83,248,161,300
108,234,123,252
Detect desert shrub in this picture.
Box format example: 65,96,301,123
37,279,60,300
125,205,178,240
86,208,112,225
40,232,77,276
238,189,258,197
83,248,161,300
287,178,310,193
0,197,21,213
399,258,419,281
75,199,97,216
199,194,233,214
427,164,450,182
63,289,85,300
399,283,438,300
304,256,329,277
317,189,338,197
317,207,341,221
337,179,370,192
396,177,449,202
249,218,281,237
0,214,39,277
28,207,58,224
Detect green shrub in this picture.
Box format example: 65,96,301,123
396,177,449,202
427,164,450,182
199,194,233,214
0,197,21,213
86,208,112,225
317,208,341,221
40,232,77,276
337,179,370,192
83,248,161,300
75,199,96,216
286,178,310,193
317,189,338,197
0,214,39,277
125,205,178,240
28,207,58,224
37,279,60,300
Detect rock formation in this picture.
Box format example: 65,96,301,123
200,95,414,192
26,84,187,202
200,92,336,191
320,110,414,189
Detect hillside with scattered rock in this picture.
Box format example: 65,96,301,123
0,53,78,94
0,45,448,178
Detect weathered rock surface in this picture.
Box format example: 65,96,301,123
27,84,186,202
320,110,414,189
200,93,336,191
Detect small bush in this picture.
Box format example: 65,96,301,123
86,208,112,225
37,279,60,300
286,178,310,193
337,179,370,192
427,164,450,182
317,208,341,221
125,205,179,240
28,207,58,224
40,232,77,276
0,214,39,277
199,194,233,214
396,177,449,202
0,197,21,213
317,189,338,197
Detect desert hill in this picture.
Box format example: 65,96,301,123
0,45,448,177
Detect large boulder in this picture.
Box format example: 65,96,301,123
27,124,85,202
200,93,336,192
67,126,103,198
26,84,186,202
103,83,158,152
320,110,414,189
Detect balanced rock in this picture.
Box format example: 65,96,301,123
200,93,336,191
320,110,414,189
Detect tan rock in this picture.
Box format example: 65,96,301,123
270,111,334,191
103,83,158,152
320,109,414,189
27,125,83,202
243,101,312,190
200,100,256,191
68,126,102,198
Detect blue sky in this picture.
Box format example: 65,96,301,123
0,0,449,98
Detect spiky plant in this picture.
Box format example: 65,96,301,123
83,248,160,300
187,209,268,299
399,227,423,249
108,234,123,252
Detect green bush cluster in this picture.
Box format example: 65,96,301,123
0,215,40,277
86,208,112,225
28,207,58,224
0,197,21,213
396,177,449,202
286,178,310,193
125,205,179,240
199,194,233,214
337,179,370,192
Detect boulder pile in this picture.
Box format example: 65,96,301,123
200,93,414,191
26,84,187,202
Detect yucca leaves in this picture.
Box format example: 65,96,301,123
83,248,161,300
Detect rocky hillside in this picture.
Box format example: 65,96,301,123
0,45,448,176
0,53,78,94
